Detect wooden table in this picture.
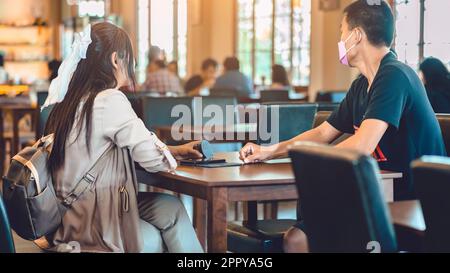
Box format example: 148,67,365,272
0,104,37,175
137,152,403,253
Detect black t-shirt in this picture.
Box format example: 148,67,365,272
328,52,447,200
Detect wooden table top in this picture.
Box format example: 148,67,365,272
153,152,403,187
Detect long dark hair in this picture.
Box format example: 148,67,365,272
45,22,136,174
272,64,290,86
420,57,450,92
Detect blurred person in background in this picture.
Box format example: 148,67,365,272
48,59,62,82
142,60,183,95
271,64,291,90
419,57,450,113
213,57,253,97
168,60,184,87
184,58,219,96
168,61,179,77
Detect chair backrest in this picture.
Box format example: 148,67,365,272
313,111,332,128
141,97,194,131
260,90,290,103
289,144,397,253
210,88,241,98
258,104,318,144
125,91,154,119
195,97,238,126
316,91,347,103
36,104,54,139
318,103,340,113
412,156,450,252
436,114,450,156
0,196,15,253
36,91,48,108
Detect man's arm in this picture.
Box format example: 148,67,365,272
240,121,343,163
335,119,389,155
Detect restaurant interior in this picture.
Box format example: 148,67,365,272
0,0,450,255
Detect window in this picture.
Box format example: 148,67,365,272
78,0,106,18
423,0,450,68
394,0,450,69
137,0,188,83
237,0,311,86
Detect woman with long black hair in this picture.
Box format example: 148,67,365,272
420,57,450,113
43,22,203,253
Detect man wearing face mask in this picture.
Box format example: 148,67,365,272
239,0,446,253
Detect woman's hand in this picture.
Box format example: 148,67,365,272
169,141,204,161
239,143,276,164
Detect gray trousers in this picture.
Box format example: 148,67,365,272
138,192,204,253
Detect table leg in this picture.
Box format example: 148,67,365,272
0,110,4,176
382,179,394,203
194,198,207,250
246,201,258,226
207,187,228,253
11,111,20,157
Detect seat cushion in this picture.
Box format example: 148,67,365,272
227,219,297,253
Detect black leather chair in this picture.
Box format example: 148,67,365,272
260,90,290,103
36,91,48,108
316,90,347,103
412,156,450,252
0,195,15,253
317,102,340,112
210,88,243,98
227,219,299,253
436,114,450,156
36,105,54,140
289,144,398,253
258,104,318,145
141,97,194,132
227,104,318,253
125,91,154,119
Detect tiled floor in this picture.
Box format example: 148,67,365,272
13,233,44,253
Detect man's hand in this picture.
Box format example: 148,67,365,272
169,141,204,161
239,143,276,164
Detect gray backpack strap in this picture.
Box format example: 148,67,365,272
62,145,115,207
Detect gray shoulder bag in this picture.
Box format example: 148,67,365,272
2,134,114,241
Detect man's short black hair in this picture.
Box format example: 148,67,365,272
224,57,240,71
344,0,395,47
202,58,218,71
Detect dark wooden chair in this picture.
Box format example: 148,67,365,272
413,156,450,252
312,111,332,128
436,114,450,156
289,143,397,253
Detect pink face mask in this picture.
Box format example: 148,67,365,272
338,31,357,66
